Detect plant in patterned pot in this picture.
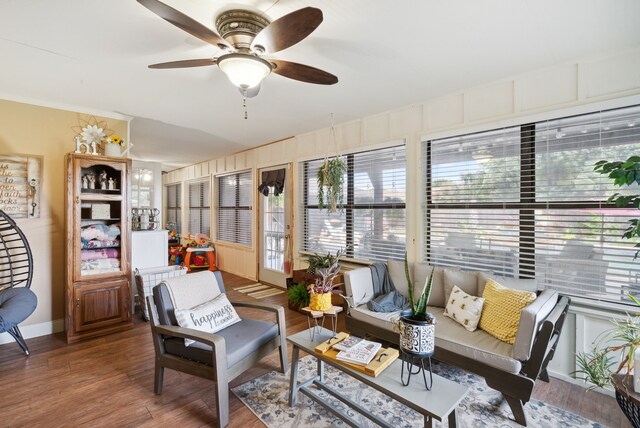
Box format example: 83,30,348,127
307,249,343,311
398,252,436,358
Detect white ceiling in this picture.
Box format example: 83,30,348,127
1,0,639,170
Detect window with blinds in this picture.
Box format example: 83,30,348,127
188,180,210,237
217,170,252,246
165,183,181,234
301,144,406,262
424,104,640,304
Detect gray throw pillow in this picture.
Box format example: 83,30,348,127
414,263,446,307
443,269,479,303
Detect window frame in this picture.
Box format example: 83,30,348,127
165,183,182,234
300,144,407,261
187,178,211,237
216,170,253,247
423,104,640,304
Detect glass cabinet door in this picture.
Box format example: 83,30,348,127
75,160,126,279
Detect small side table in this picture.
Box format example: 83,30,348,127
184,247,217,273
301,305,343,340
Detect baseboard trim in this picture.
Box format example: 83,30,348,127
0,319,65,346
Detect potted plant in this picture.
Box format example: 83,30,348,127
398,253,436,357
287,282,311,312
575,294,640,388
594,156,640,258
305,248,344,274
307,250,344,311
317,156,346,213
575,156,640,425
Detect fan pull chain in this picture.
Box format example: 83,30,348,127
243,93,248,120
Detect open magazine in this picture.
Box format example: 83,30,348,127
331,335,364,351
335,339,382,365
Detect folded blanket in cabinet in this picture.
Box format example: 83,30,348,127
81,248,120,260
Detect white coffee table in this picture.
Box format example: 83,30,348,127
287,327,469,427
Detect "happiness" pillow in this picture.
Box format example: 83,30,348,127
174,293,241,346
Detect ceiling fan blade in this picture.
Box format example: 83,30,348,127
270,60,338,85
251,7,323,54
149,58,217,69
239,85,261,98
137,0,230,48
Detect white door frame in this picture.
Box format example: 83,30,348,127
258,164,292,288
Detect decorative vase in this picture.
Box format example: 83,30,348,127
104,144,122,157
309,292,332,311
399,315,436,357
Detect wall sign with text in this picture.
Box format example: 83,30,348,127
0,155,42,219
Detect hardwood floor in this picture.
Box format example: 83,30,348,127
0,271,629,427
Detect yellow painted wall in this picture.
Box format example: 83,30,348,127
0,99,128,331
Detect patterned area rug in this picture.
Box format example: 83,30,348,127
232,355,605,428
234,283,285,299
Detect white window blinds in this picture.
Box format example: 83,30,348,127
217,170,252,246
301,144,406,262
188,180,210,237
165,183,181,233
424,105,640,304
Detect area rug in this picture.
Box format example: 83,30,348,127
232,355,605,428
234,283,285,299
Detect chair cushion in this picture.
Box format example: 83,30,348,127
344,268,374,306
349,305,521,373
443,285,484,332
513,289,558,361
0,287,37,332
160,270,222,310
387,259,409,298
154,270,225,326
477,272,537,296
431,306,522,374
479,279,537,345
443,269,478,303
414,263,447,307
164,318,279,368
174,293,242,346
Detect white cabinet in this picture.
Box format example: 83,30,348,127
132,229,168,270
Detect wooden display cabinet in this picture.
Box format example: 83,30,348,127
64,154,133,343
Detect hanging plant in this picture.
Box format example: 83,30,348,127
317,156,346,213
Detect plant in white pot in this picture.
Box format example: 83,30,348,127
398,253,436,357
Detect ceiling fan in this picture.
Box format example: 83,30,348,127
137,0,338,97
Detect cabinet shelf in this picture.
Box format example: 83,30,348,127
81,188,121,194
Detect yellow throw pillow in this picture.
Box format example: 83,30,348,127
479,279,537,345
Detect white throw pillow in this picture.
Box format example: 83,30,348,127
174,293,241,346
443,285,485,332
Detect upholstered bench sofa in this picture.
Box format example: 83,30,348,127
344,260,570,427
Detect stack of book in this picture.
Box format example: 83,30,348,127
333,336,382,366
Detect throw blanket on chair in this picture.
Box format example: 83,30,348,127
366,262,410,313
161,270,221,310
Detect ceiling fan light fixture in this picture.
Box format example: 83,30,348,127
217,53,272,89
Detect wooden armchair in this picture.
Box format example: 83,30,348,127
146,271,288,427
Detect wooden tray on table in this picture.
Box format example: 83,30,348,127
314,331,399,377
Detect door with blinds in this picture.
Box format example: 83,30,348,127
258,165,291,287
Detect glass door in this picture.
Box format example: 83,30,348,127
258,165,291,287
75,159,126,280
